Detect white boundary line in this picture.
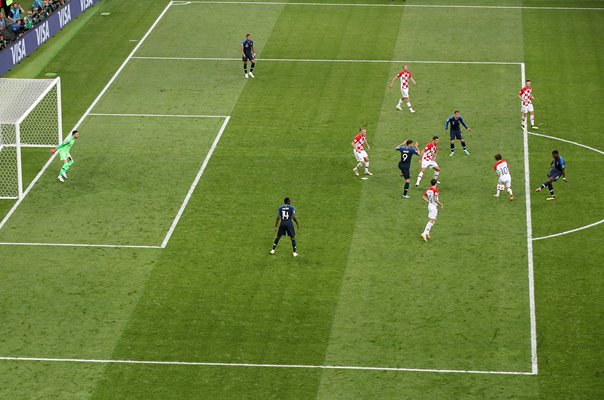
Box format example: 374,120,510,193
0,356,534,375
132,56,522,65
181,1,604,11
161,116,230,247
521,63,539,375
0,1,176,233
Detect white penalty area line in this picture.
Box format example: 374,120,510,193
131,56,522,65
0,242,162,249
0,356,535,375
181,1,604,11
520,63,538,376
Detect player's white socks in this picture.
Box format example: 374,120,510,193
356,162,363,170
397,99,403,107
364,162,370,173
530,116,535,126
423,221,433,235
416,172,424,186
508,188,513,196
433,171,440,181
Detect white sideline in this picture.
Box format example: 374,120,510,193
132,56,522,65
161,116,230,248
181,1,604,11
0,356,535,375
521,63,539,375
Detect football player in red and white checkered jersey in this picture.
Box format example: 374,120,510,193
351,128,373,176
518,79,538,130
389,64,417,113
415,136,441,187
421,178,444,241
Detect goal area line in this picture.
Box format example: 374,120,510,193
0,114,230,250
0,355,535,376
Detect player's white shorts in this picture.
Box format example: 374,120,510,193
521,104,534,113
428,204,438,220
498,176,512,188
354,150,368,162
400,87,410,98
421,160,438,170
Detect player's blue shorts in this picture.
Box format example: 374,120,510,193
547,169,562,180
278,223,295,237
242,53,255,62
398,164,411,179
449,131,464,140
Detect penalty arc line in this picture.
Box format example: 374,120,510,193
0,356,535,375
533,219,604,241
0,1,175,233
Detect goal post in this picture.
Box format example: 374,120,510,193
0,77,63,199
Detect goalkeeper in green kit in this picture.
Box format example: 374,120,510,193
50,130,79,182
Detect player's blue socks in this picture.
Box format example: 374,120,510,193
403,182,409,196
461,141,467,150
547,182,554,196
272,237,280,250
250,62,255,72
450,143,455,153
291,239,297,253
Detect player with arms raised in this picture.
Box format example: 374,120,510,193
270,197,300,257
421,178,444,241
395,139,419,198
352,128,373,176
518,79,538,130
493,154,513,200
415,136,440,187
389,64,417,113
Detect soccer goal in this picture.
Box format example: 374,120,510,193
0,78,62,199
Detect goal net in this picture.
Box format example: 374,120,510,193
0,78,62,199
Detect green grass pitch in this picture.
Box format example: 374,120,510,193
0,1,602,399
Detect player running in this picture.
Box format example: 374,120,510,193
415,136,440,187
352,128,373,176
445,111,471,156
389,64,417,113
493,154,514,200
518,79,538,130
421,178,444,241
395,139,419,198
535,150,567,200
241,33,256,78
50,130,79,183
270,197,300,257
